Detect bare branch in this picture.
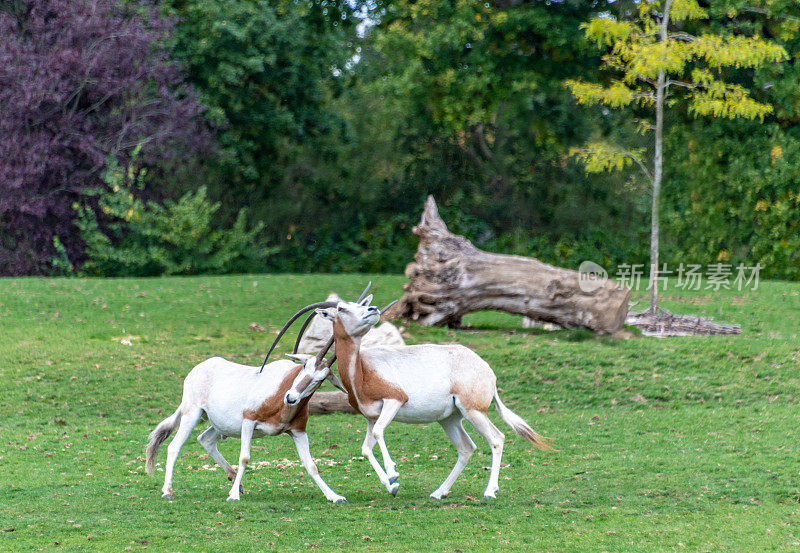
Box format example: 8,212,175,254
669,31,695,42
742,7,800,23
666,79,698,91
474,124,494,161
630,153,654,184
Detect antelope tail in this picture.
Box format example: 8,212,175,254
145,407,182,476
493,390,555,451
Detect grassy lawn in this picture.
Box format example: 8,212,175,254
1,274,799,552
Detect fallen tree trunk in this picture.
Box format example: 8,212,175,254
308,391,357,415
626,308,741,337
385,196,631,333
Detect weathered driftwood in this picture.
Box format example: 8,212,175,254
625,308,741,337
297,293,405,355
308,391,357,415
386,196,631,333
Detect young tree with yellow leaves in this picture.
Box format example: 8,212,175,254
568,0,787,312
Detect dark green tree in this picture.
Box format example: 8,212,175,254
164,0,362,214
325,0,646,273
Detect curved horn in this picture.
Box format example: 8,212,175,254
315,336,336,369
356,281,372,303
292,281,372,356
292,311,318,354
259,282,374,374
257,301,338,373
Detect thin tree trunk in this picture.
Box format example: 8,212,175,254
651,73,664,314
650,0,672,313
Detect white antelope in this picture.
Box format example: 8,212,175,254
274,297,554,500
145,323,349,503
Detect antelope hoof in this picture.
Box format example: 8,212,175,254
227,493,240,502
161,492,174,500
389,482,399,497
429,490,449,500
483,491,497,499
388,474,399,485
332,496,348,504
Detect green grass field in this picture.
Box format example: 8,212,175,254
1,274,799,552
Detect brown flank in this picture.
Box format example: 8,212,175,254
243,364,312,430
332,320,409,417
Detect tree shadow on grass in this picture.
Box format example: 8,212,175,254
450,323,641,344
453,323,595,342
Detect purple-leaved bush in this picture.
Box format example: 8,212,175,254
0,0,208,275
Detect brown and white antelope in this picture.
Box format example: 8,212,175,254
277,298,554,499
145,349,347,503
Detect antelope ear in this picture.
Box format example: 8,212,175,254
358,294,373,306
326,371,347,392
315,307,337,321
285,353,313,364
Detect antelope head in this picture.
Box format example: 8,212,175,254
315,296,381,339
283,354,338,406
284,293,398,406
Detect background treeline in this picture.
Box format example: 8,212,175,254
2,0,798,278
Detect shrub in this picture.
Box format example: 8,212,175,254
664,120,800,280
75,153,269,276
0,0,208,275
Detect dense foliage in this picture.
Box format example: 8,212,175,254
268,0,649,273
2,0,799,278
660,0,800,280
74,151,267,277
163,0,357,187
664,120,800,280
0,0,207,275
